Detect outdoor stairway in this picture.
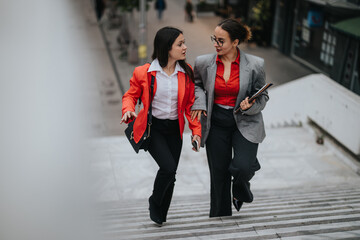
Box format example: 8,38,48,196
98,185,360,240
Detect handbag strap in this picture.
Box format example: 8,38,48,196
147,75,155,125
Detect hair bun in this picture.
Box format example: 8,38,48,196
242,24,252,42
218,18,252,44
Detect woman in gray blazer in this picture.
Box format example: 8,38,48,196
190,19,269,217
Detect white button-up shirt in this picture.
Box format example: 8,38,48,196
148,59,184,120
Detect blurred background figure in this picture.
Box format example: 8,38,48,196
155,0,166,20
185,0,194,22
95,0,105,21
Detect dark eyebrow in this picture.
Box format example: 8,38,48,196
213,36,225,41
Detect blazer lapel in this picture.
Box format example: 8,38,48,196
206,59,217,114
236,50,250,108
177,72,186,110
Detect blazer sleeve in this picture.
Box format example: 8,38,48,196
191,57,207,111
241,60,269,116
121,69,143,123
185,79,202,137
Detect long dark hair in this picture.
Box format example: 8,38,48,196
218,18,252,45
151,27,194,82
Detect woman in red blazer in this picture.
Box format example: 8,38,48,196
121,27,201,226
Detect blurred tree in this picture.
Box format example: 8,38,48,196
253,0,271,23
250,0,274,46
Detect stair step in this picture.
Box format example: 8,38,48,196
98,185,360,239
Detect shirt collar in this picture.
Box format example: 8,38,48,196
216,47,240,65
148,58,185,75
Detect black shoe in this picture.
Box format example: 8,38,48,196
150,215,163,227
233,198,243,212
148,197,163,226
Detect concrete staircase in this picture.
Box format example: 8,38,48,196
92,125,360,239
98,185,360,240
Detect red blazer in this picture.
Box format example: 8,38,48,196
122,63,201,143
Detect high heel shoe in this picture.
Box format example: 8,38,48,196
233,198,243,212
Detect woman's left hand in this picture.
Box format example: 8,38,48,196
192,135,201,152
190,110,206,122
240,97,256,111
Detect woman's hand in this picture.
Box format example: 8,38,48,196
191,135,201,152
190,110,207,122
239,97,256,111
120,111,137,124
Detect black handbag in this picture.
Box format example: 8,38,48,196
124,75,155,153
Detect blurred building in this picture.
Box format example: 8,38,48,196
199,0,360,95
271,0,360,95
196,0,276,46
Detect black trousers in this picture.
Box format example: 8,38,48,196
206,104,261,217
148,116,182,222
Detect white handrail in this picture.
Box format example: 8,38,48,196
263,73,360,155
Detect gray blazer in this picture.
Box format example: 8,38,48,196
192,50,269,147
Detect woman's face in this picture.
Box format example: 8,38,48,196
168,34,187,61
213,26,238,56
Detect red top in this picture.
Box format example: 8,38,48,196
214,49,240,107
